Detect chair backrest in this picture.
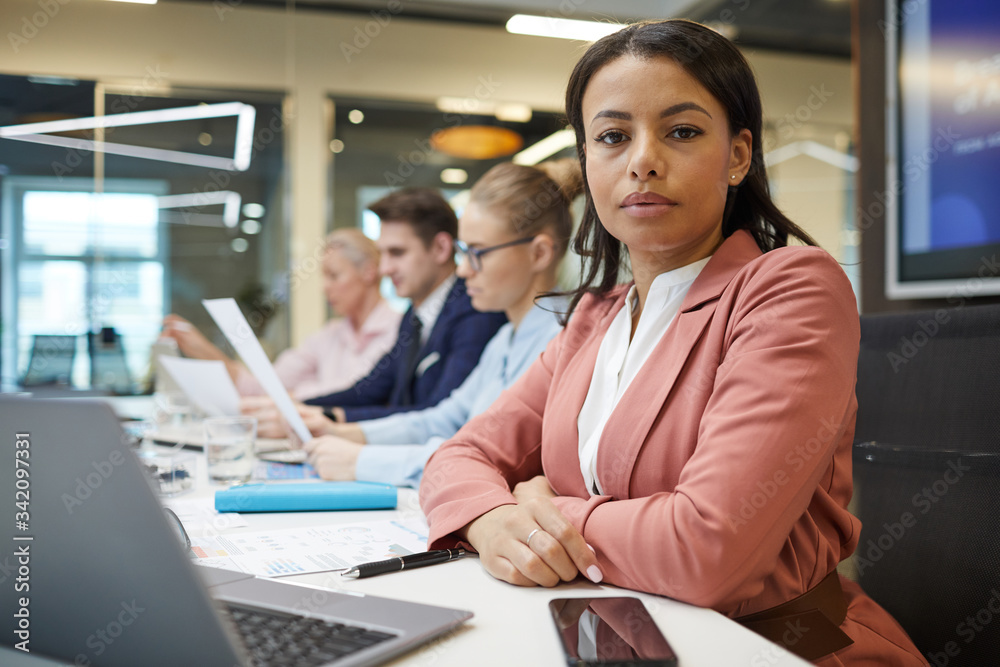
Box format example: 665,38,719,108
850,303,1000,666
21,334,77,386
852,442,1000,666
88,328,134,394
854,303,1000,451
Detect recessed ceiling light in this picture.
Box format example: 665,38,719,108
506,14,625,42
495,103,533,123
513,128,576,165
436,97,492,115
440,168,468,185
241,219,262,235
242,203,265,218
329,139,345,153
348,109,365,124
231,238,249,253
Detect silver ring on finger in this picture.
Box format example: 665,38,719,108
526,528,540,548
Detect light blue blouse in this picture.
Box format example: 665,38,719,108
355,296,568,487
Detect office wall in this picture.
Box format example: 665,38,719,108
0,0,853,340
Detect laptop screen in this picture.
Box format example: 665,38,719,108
0,397,244,667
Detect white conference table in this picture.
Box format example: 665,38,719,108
111,396,810,667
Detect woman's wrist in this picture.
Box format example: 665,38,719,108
459,515,485,547
336,422,367,444
460,505,511,546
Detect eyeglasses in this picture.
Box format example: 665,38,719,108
454,236,536,272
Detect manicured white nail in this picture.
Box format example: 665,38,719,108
587,544,596,554
587,565,603,583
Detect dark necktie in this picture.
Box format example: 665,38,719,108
400,315,424,405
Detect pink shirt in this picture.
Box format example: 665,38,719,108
236,300,401,401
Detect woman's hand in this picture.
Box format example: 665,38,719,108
162,314,228,362
297,404,333,437
241,398,350,442
240,396,287,439
304,435,363,480
294,404,365,439
323,421,367,443
462,498,603,588
513,475,557,504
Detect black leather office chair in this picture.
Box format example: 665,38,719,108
850,304,1000,666
21,334,77,387
88,328,134,395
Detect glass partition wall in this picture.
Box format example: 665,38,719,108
0,76,573,395
327,96,571,308
0,75,288,393
0,76,572,395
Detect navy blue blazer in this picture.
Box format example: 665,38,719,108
304,277,507,422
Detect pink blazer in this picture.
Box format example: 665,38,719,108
420,230,923,665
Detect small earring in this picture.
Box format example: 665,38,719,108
731,174,737,180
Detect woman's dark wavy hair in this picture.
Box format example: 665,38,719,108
561,19,817,316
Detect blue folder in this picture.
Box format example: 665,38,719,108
214,481,397,513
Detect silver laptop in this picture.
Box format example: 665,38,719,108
0,397,471,667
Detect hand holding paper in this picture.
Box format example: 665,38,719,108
202,298,312,443
239,396,286,438
241,398,335,441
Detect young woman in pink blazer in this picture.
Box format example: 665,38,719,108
419,19,924,666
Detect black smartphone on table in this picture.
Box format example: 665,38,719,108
549,597,678,667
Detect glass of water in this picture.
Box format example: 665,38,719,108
203,416,257,485
153,391,196,429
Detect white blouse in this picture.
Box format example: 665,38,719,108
577,257,711,496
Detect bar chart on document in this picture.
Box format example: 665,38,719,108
189,517,429,577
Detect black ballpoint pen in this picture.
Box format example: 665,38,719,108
341,548,466,579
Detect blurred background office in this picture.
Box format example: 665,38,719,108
3,4,1000,664
0,0,995,395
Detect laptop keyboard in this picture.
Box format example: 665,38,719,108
224,602,397,666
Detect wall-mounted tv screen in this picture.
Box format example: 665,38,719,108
885,0,1000,299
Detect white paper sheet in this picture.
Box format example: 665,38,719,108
188,516,430,577
163,496,249,532
158,356,241,417
202,298,312,443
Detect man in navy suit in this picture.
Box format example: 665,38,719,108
302,188,506,424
